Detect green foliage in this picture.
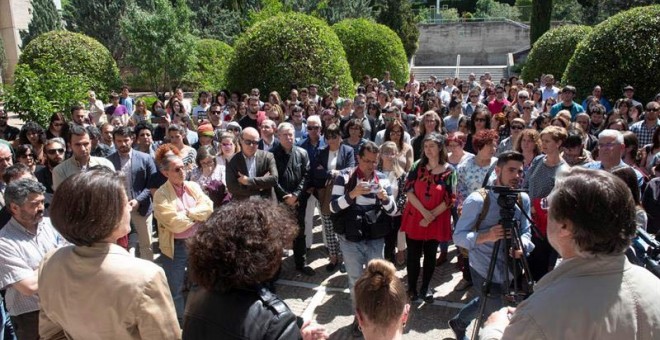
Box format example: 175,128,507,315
332,19,408,87
248,0,286,26
440,8,460,20
186,0,245,44
4,63,88,127
521,25,592,83
474,0,521,19
578,0,658,25
530,0,553,45
63,0,155,61
137,95,159,109
552,0,583,23
121,0,197,97
516,0,532,21
185,39,233,91
563,5,660,103
20,0,63,47
313,0,375,24
19,30,121,96
376,0,419,59
0,36,6,73
225,13,354,99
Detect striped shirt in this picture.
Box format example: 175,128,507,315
0,217,65,316
330,167,397,216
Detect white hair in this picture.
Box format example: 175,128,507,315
307,115,321,126
277,122,295,134
598,129,624,144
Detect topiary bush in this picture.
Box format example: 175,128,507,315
521,25,592,84
563,5,660,102
225,13,354,99
19,31,121,95
332,18,409,87
185,38,233,91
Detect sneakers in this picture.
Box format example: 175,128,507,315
448,319,467,340
453,279,473,292
295,265,316,276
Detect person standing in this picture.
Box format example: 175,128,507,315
449,152,534,340
107,127,157,260
630,101,660,147
400,133,456,302
271,123,315,276
225,127,278,200
34,138,65,208
153,154,213,324
481,168,660,340
40,169,180,339
0,179,67,340
330,141,397,337
51,125,114,191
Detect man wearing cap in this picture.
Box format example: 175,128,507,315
622,85,642,107
550,85,584,120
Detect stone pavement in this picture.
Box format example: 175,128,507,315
275,219,480,339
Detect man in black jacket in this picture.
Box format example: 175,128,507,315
271,122,315,276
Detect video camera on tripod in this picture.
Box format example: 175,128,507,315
628,228,660,278
471,185,536,340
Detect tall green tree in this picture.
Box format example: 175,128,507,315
63,0,155,61
20,0,63,47
530,0,552,46
121,0,197,98
186,0,250,44
376,0,419,60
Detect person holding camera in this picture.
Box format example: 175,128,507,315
449,151,535,340
329,141,397,337
480,167,660,339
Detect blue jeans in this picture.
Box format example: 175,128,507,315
0,298,16,340
337,234,384,307
450,267,506,339
162,239,188,324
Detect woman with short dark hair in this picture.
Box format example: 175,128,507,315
19,122,47,165
40,169,180,339
184,199,328,340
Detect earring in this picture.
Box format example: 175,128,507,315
358,325,363,332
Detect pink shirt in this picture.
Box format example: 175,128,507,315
173,185,201,239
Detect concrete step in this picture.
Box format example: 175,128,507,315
411,65,508,82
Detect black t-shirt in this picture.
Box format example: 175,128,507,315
239,115,259,130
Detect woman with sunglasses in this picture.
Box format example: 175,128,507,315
464,108,492,154
46,112,68,141
15,144,39,173
411,111,444,160
343,118,368,163
18,121,47,165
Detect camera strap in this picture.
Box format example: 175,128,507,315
472,188,523,232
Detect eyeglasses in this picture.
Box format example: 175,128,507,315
0,116,8,120
46,148,65,155
0,156,11,162
469,95,478,98
518,96,529,99
53,122,64,127
424,119,436,124
210,111,222,115
474,118,486,122
227,128,240,132
307,126,320,130
221,142,234,148
648,108,660,112
510,125,524,130
390,130,402,135
242,139,260,146
355,102,366,106
326,134,340,140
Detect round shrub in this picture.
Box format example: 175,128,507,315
333,19,409,88
185,38,233,91
19,30,121,95
563,5,660,103
521,25,592,83
225,13,354,99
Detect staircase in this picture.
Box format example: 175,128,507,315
410,65,508,82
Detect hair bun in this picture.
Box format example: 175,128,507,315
366,260,396,291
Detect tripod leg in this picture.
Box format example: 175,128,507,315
471,239,501,340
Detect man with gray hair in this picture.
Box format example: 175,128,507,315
0,179,66,339
270,122,314,275
584,129,644,187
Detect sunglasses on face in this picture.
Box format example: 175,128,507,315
242,139,260,146
474,118,486,122
510,125,524,130
307,126,320,131
46,148,65,155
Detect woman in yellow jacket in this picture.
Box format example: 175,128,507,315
154,154,213,325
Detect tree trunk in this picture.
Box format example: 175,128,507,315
530,0,552,46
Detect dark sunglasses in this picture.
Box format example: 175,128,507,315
46,148,65,155
474,118,486,122
307,126,321,130
209,111,222,115
510,125,524,130
242,139,260,146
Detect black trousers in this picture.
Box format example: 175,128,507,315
10,311,39,340
384,216,401,263
527,235,557,282
406,236,439,293
292,197,309,268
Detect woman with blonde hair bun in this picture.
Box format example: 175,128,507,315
355,259,410,340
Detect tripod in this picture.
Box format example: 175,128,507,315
470,195,535,340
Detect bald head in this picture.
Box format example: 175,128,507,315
0,144,13,178
240,127,260,157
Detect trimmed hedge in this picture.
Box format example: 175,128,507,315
563,5,660,102
333,19,408,87
225,13,354,99
521,25,592,83
185,38,233,91
19,31,121,95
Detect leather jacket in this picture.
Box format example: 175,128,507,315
270,144,310,201
183,285,301,340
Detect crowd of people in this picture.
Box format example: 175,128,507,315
0,69,659,339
